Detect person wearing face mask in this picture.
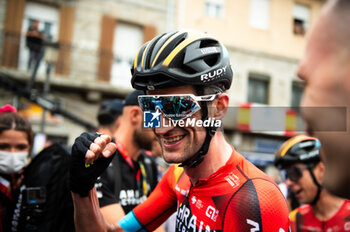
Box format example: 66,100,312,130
0,104,33,232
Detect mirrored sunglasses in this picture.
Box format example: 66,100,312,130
285,165,308,182
138,94,218,121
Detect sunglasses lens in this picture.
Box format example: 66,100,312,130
138,95,200,120
286,167,303,182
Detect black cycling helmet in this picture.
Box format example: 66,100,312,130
131,30,233,91
274,135,321,169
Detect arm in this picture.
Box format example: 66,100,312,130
223,178,290,231
101,203,125,224
97,162,126,224
70,132,119,231
72,188,120,232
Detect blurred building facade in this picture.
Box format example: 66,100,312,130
0,0,324,163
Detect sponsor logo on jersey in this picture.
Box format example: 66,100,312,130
190,196,204,209
247,219,260,232
176,203,213,232
345,222,350,231
119,189,147,206
206,205,219,222
175,184,189,197
224,173,240,188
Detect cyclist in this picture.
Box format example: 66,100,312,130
70,30,290,231
275,135,350,232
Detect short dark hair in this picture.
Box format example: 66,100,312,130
97,99,123,126
123,90,144,107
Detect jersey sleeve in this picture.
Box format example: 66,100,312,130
223,178,290,232
130,164,180,231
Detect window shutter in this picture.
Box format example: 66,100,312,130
1,0,25,68
143,25,157,43
97,15,116,82
56,5,75,76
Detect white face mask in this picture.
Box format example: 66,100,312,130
0,151,29,174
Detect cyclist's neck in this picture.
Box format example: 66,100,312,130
185,132,232,185
312,189,345,221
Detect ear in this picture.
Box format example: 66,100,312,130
212,93,229,120
129,106,142,126
314,161,325,182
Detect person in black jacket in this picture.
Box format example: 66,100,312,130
25,20,45,71
95,90,161,230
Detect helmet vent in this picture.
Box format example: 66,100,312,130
153,36,186,67
170,53,197,74
203,55,218,67
144,35,164,69
200,40,220,67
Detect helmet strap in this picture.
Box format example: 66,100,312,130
179,101,218,168
307,165,323,205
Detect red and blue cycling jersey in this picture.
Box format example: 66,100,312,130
289,200,350,232
119,148,290,231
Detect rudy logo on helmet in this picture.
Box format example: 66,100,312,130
201,65,228,83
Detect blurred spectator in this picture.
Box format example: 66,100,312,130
0,105,33,231
95,91,164,231
275,135,350,232
25,20,45,71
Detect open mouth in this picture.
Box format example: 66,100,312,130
163,135,185,145
294,189,302,197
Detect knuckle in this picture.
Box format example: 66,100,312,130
100,134,111,143
86,149,95,159
89,143,101,153
94,137,106,147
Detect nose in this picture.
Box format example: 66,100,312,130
154,115,174,135
285,178,294,188
8,148,19,153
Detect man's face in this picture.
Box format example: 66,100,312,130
297,13,350,198
147,85,207,164
285,164,318,204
